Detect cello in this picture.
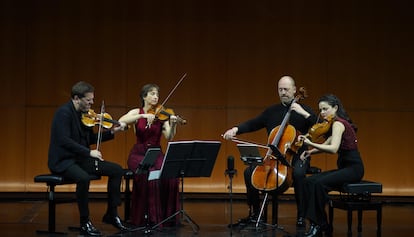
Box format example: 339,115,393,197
251,87,307,193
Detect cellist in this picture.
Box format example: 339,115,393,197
222,75,317,227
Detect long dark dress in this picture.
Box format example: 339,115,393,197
304,117,364,227
127,108,179,227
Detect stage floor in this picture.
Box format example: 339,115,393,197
1,195,413,237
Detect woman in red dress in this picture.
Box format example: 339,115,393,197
119,84,179,227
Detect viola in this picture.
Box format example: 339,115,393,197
295,114,334,147
309,115,334,142
82,109,120,129
251,87,307,193
148,104,187,125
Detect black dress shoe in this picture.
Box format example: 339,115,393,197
305,223,322,237
227,215,249,228
80,220,102,236
296,217,306,228
102,214,130,231
227,214,256,228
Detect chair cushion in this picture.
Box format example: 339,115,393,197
34,174,101,185
34,174,64,184
342,180,382,194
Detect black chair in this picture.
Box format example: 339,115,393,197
34,173,101,235
329,180,383,237
123,169,134,222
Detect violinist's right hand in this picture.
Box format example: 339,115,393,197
300,150,311,161
144,113,156,127
90,149,103,161
222,127,238,140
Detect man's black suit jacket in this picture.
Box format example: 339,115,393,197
48,101,114,173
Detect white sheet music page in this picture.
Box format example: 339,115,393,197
148,170,161,180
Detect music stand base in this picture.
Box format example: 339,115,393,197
150,140,220,235
152,209,199,233
124,225,153,235
252,193,291,236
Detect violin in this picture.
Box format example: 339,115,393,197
148,104,187,125
82,109,121,128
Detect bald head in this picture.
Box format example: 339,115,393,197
278,75,297,105
278,76,295,87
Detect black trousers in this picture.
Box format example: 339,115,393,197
60,158,124,223
304,150,364,226
244,156,309,218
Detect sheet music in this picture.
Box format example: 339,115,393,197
148,170,161,180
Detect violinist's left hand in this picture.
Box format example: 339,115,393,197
169,115,178,125
297,134,311,145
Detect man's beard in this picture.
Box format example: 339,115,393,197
281,97,293,106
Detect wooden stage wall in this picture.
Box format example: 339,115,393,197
1,0,413,196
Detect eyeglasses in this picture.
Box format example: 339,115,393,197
80,97,94,103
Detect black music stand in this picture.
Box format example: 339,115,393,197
150,140,221,233
124,148,161,235
237,144,264,166
237,143,263,224
237,144,290,236
135,148,160,175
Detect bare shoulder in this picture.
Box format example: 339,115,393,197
127,108,141,115
332,120,345,131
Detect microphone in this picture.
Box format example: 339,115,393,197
225,155,236,177
227,155,234,171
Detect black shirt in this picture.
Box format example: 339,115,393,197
237,103,317,137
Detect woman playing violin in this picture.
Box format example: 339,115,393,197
118,83,179,227
298,94,364,237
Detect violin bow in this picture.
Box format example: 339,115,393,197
96,100,105,151
155,73,187,114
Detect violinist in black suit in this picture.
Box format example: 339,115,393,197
48,81,128,236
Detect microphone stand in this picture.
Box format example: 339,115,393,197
225,167,237,236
